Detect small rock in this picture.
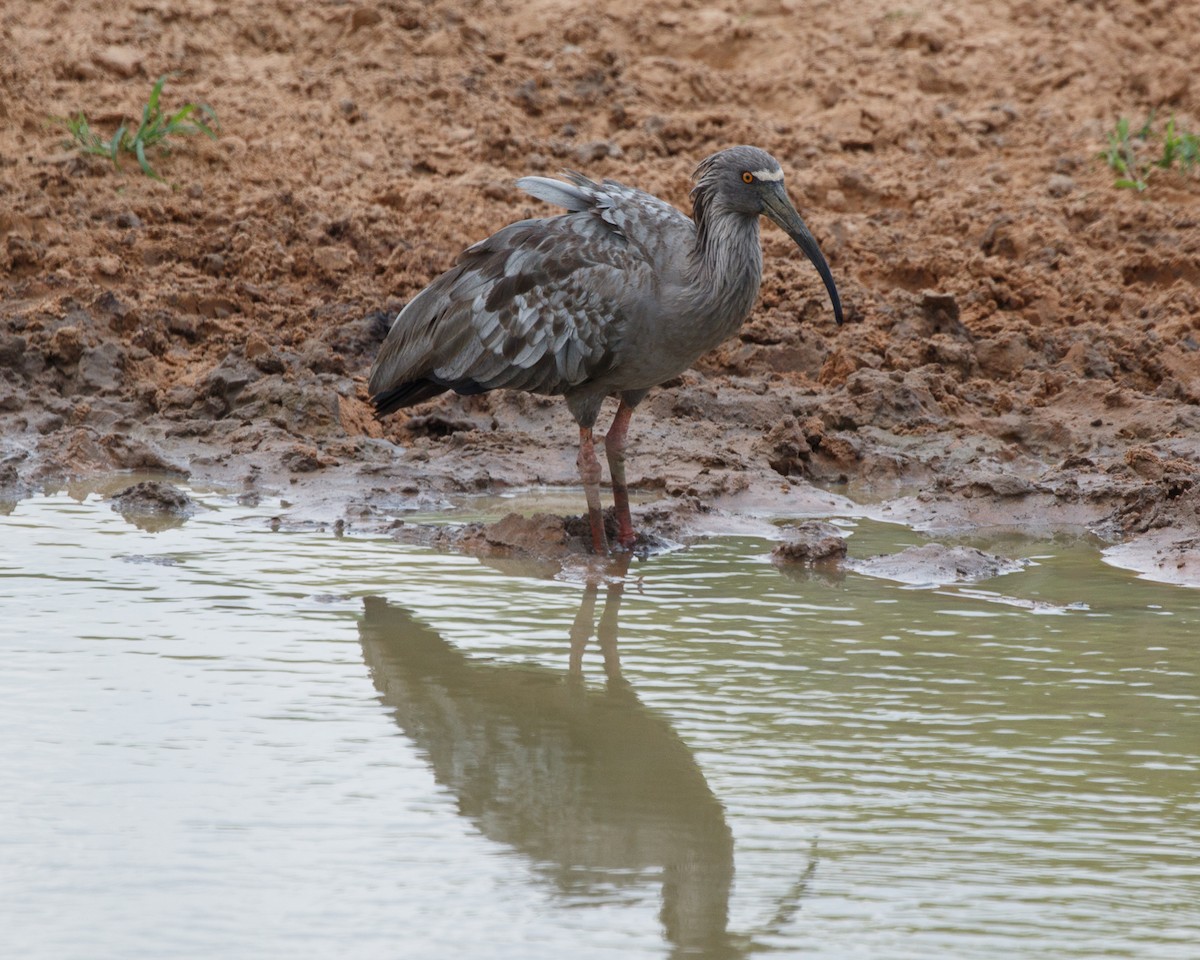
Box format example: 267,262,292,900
110,481,196,529
93,46,143,78
980,214,1020,258
299,340,345,375
166,314,198,342
282,444,333,472
246,333,285,374
1046,173,1075,198
79,341,127,393
771,520,848,565
575,140,621,164
0,334,27,367
920,289,961,325
204,353,256,404
96,291,136,331
893,16,950,53
244,333,272,360
47,326,84,366
350,7,383,31
312,246,357,272
112,477,192,508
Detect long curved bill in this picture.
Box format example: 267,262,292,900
763,184,844,325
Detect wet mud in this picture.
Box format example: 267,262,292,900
2,1,1198,582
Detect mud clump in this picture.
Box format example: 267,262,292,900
772,521,848,565
110,481,197,531
390,512,590,561
391,509,674,563
849,544,1027,586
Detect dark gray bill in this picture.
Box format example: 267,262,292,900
763,184,844,325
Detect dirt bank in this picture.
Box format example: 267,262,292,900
2,0,1198,582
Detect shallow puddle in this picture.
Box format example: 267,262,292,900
2,486,1198,959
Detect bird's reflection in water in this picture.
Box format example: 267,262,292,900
358,555,777,958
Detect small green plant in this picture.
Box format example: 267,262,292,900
54,75,218,182
1102,112,1200,192
1103,117,1149,191
1157,114,1200,171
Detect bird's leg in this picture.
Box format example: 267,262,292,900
577,426,609,554
604,401,637,551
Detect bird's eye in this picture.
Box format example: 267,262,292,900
741,171,754,184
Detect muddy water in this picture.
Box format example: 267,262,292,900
2,487,1198,960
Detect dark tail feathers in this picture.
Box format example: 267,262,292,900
371,378,490,418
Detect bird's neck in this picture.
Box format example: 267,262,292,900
689,207,764,329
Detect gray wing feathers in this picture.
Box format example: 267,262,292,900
370,173,677,404
370,219,646,400
517,173,637,239
516,176,594,212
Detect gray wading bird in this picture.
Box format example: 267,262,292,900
369,145,843,554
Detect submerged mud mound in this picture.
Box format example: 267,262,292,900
848,543,1028,585
392,507,677,565
1,1,1198,580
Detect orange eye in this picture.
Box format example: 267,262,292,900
741,171,754,183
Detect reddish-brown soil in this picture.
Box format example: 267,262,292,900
2,1,1198,582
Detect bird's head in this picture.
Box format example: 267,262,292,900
692,146,843,325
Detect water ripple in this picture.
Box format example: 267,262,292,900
1,493,1198,959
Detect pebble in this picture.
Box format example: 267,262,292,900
96,256,122,277
312,246,357,272
92,46,143,78
1047,173,1076,198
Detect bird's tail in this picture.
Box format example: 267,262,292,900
370,379,449,417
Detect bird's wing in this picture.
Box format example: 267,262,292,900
368,207,658,410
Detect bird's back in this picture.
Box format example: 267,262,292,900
368,175,695,416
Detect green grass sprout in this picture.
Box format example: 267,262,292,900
1102,112,1200,193
1155,114,1200,172
54,75,219,182
1103,116,1148,192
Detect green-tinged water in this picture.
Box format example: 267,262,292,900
1,487,1198,959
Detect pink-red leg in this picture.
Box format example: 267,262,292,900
577,426,609,554
604,401,637,551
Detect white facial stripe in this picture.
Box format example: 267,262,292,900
751,167,784,181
